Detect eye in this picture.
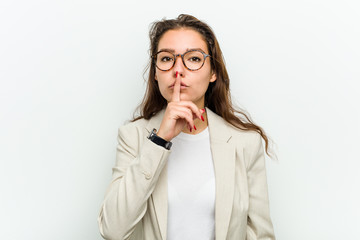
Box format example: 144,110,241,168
188,57,201,62
160,56,173,62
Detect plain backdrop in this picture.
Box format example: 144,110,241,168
1,0,359,239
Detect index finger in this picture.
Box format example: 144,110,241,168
171,71,181,102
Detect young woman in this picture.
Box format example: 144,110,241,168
98,14,276,240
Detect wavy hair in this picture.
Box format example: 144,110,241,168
131,14,275,159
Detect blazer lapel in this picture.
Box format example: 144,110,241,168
145,107,235,240
206,107,235,240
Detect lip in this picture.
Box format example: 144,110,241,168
169,82,188,88
169,85,188,89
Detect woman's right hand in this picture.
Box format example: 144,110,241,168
156,72,204,142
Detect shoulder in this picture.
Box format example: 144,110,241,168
226,121,263,149
115,118,151,157
118,109,165,138
207,107,262,151
118,117,149,139
225,121,265,168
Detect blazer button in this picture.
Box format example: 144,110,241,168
145,173,152,180
142,170,152,180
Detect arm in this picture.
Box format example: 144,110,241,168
98,125,171,240
246,133,276,240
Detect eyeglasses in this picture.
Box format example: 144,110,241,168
153,49,211,71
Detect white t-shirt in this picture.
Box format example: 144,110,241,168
167,127,215,240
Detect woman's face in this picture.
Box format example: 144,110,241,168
155,28,217,108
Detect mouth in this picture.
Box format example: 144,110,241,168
169,82,188,88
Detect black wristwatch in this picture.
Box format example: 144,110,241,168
147,128,172,150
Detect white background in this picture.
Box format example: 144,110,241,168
1,0,359,239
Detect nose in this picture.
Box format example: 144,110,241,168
173,54,185,76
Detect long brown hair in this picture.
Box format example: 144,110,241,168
131,14,275,159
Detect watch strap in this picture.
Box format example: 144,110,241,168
147,128,172,150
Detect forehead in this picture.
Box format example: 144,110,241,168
157,28,208,53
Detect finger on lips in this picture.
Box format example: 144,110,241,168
170,72,206,131
171,71,181,102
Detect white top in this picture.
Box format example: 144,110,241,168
167,127,215,240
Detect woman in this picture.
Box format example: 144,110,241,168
98,14,276,240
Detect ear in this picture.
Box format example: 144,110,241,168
209,71,217,83
154,74,158,81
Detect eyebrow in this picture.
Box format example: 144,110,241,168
158,48,206,53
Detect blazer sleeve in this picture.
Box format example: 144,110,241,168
98,125,171,240
246,133,276,240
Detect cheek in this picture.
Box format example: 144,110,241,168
156,77,171,101
194,72,212,89
159,85,168,97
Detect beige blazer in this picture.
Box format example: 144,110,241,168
98,107,275,240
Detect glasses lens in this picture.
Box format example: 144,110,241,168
156,51,174,71
183,51,205,70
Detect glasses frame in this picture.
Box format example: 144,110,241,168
152,49,211,71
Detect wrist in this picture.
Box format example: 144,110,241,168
156,129,171,142
148,128,172,150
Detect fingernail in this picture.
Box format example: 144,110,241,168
202,108,205,112
194,125,197,130
201,115,204,121
176,71,178,77
190,127,192,132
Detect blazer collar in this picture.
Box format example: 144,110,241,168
146,107,235,240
